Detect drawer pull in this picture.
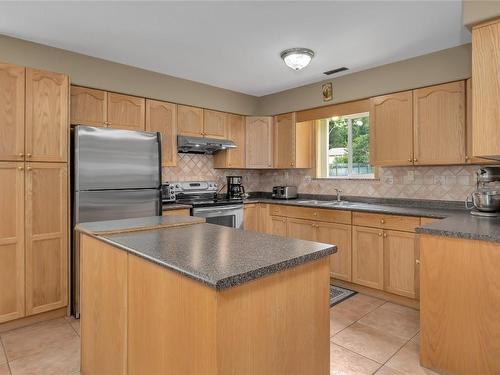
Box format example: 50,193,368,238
380,219,385,224
313,212,318,216
378,232,382,236
383,233,387,238
416,259,421,264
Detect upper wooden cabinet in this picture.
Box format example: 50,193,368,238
246,116,273,168
0,64,25,162
70,86,107,127
177,105,204,137
0,162,25,323
413,81,466,165
370,91,413,166
472,20,500,159
273,113,313,169
107,92,145,131
203,109,227,138
145,99,177,167
26,68,69,163
214,114,245,168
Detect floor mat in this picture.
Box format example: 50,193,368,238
330,285,356,307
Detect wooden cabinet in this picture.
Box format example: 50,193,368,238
0,162,25,323
146,99,177,167
472,19,500,159
107,92,145,131
413,81,466,165
273,113,312,169
352,212,420,232
25,163,68,316
177,105,204,137
244,204,260,232
269,216,287,236
246,116,273,168
0,64,25,162
286,218,316,241
370,91,413,166
352,226,384,290
26,68,69,163
214,114,245,168
203,109,227,138
271,204,351,225
316,222,352,282
70,86,107,127
162,208,190,217
383,230,417,299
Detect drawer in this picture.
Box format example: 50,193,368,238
352,212,420,232
270,204,351,225
420,217,440,226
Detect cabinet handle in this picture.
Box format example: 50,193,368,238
380,219,385,224
19,153,24,157
290,162,294,166
27,154,32,158
27,166,32,171
313,212,318,216
18,166,23,171
408,158,412,163
282,219,286,223
465,155,469,161
416,259,421,265
383,233,387,238
378,232,382,236
413,158,418,162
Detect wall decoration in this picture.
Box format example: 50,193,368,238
322,82,333,101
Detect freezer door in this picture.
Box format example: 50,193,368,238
74,126,161,190
75,189,161,224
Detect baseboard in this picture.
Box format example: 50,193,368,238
0,307,68,334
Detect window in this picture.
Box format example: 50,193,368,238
316,112,374,179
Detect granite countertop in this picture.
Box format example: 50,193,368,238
93,223,336,290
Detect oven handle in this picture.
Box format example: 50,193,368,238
193,205,243,213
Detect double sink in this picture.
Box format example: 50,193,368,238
293,199,367,208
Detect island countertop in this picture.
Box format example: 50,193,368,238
77,218,336,290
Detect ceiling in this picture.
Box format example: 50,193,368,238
0,1,470,97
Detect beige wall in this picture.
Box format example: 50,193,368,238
256,44,472,115
0,34,258,115
463,0,500,28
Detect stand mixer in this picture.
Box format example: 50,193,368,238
465,167,500,217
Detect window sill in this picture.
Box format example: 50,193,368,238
313,176,379,181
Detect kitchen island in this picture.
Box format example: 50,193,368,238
77,216,336,375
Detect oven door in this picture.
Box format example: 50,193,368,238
192,205,243,229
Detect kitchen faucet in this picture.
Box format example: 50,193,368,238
334,188,342,202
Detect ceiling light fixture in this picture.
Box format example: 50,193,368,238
280,48,314,71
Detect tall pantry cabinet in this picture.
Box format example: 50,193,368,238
0,63,69,323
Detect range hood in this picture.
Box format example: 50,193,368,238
177,135,236,155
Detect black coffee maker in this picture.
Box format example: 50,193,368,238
226,176,245,200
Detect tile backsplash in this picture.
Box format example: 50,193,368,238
163,154,479,202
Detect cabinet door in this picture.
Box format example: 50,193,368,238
370,91,413,166
243,204,260,232
246,116,273,168
25,163,68,315
286,218,316,241
413,81,466,165
146,99,177,167
352,226,384,290
177,105,203,136
269,216,287,236
107,92,145,131
226,114,245,168
203,109,227,138
26,68,69,162
0,64,25,161
295,120,313,168
316,222,352,282
274,112,295,168
383,231,417,299
472,20,500,158
70,86,107,127
0,162,25,323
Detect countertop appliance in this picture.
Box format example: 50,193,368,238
72,126,162,317
167,180,243,228
272,186,298,199
465,167,500,217
226,175,246,200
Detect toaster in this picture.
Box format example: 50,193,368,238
272,186,298,199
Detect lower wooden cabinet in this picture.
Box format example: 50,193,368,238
162,208,190,217
269,216,287,236
0,162,25,323
243,204,260,232
25,163,68,316
286,218,316,241
316,222,352,282
352,226,384,290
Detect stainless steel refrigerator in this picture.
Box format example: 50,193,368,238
72,126,162,317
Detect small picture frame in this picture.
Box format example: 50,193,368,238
322,82,333,101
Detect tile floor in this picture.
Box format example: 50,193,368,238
0,293,437,375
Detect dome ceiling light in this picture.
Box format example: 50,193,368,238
280,47,315,71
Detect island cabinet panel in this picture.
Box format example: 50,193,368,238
107,92,145,131
145,99,177,167
370,90,414,166
269,215,287,236
243,204,260,232
420,235,500,375
203,109,227,138
352,226,384,290
213,114,245,168
162,208,190,217
80,235,127,375
177,105,204,137
25,163,68,315
245,116,273,168
0,162,25,323
25,68,69,163
70,86,108,127
413,81,466,165
316,222,352,282
0,64,25,162
383,230,417,299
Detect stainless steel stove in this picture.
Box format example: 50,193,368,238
163,181,243,228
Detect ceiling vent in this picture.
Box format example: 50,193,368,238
323,67,349,75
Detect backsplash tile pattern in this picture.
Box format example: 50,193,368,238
163,154,480,202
